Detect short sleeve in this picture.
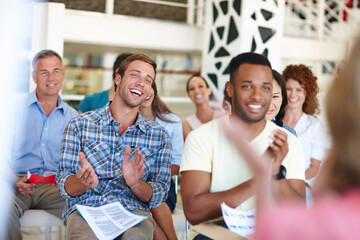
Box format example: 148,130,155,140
283,135,306,180
180,126,213,173
311,121,329,161
169,117,184,167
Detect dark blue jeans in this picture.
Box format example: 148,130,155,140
165,179,176,212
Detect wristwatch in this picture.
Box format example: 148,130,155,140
273,165,286,180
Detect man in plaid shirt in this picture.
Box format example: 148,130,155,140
57,54,172,239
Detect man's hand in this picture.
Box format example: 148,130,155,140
266,130,289,175
122,146,145,188
76,152,98,188
16,176,35,196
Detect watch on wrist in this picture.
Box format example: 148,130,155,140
273,165,286,180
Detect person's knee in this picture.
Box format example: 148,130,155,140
120,217,155,240
121,230,148,240
66,212,97,240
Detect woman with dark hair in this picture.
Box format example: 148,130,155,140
140,82,183,240
182,74,226,140
282,64,329,202
265,70,296,135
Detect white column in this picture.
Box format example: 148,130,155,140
105,0,114,15
102,53,118,90
201,0,285,102
30,2,65,92
187,0,195,25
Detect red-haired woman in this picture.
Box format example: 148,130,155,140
282,64,329,203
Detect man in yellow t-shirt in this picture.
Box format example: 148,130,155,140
180,52,306,227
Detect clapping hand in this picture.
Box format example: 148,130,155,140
265,129,289,175
122,146,145,188
222,116,271,177
76,152,98,188
221,116,277,210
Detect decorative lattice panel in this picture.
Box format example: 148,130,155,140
201,0,284,103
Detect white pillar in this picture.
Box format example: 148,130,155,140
102,53,118,90
201,0,285,102
30,2,65,92
105,0,114,15
187,0,195,25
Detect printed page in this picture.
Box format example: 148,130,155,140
221,202,256,237
76,202,148,240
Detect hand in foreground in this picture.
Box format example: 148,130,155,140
16,176,35,196
222,116,270,177
265,129,289,175
221,116,274,210
76,152,98,188
122,146,145,188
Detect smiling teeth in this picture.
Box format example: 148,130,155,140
195,94,202,99
145,96,150,100
289,99,297,102
48,84,55,87
249,104,261,109
131,89,142,96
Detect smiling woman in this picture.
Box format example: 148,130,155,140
182,74,226,140
282,64,329,204
265,69,296,136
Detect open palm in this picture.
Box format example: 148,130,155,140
122,146,146,187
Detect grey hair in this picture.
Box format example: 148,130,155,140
32,49,63,72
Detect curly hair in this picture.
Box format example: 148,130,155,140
282,64,320,115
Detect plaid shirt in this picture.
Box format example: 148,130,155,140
56,103,172,224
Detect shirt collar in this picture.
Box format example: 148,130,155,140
100,103,149,133
27,90,65,113
134,113,150,133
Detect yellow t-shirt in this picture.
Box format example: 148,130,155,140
180,115,306,210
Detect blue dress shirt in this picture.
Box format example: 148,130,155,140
10,90,78,175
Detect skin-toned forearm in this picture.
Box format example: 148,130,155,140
181,178,256,225
273,179,306,201
182,120,192,141
129,180,153,203
305,159,321,179
305,167,318,179
64,175,90,197
171,165,180,176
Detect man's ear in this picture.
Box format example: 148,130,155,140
31,71,37,84
114,73,121,88
61,68,66,79
225,81,234,98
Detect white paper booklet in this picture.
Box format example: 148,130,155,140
76,202,149,240
220,202,256,237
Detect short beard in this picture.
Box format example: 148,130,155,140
233,94,267,123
